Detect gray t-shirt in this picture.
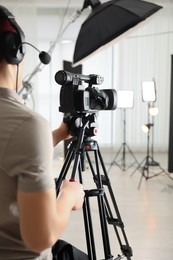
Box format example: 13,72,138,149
0,88,55,259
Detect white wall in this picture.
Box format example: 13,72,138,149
2,2,173,152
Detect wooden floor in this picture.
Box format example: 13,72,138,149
53,149,173,260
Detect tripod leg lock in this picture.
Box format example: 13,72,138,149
107,217,124,228
121,245,133,258
94,175,110,186
85,188,104,197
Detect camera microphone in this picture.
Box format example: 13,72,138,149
55,70,104,86
18,42,51,64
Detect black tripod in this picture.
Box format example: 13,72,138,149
55,113,133,260
109,109,139,172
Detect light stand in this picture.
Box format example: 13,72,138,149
131,81,173,189
149,103,160,167
109,91,139,171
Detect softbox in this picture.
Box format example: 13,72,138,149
73,0,162,65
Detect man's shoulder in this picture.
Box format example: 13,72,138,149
13,102,49,128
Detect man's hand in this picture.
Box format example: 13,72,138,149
58,179,85,210
52,122,72,146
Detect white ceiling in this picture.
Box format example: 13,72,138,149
1,0,173,8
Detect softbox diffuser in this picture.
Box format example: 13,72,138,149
73,0,162,65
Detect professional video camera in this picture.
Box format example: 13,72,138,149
55,70,117,113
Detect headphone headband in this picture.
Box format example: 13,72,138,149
0,5,25,64
0,5,14,18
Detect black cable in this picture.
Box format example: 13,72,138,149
16,64,19,93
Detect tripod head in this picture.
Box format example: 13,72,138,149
63,112,99,139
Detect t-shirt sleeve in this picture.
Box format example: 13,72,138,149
3,114,55,192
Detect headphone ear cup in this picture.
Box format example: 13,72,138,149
2,31,24,64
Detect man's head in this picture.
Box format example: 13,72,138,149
0,5,25,65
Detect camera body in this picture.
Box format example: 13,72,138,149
55,70,117,114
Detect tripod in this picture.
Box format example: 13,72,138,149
109,109,139,172
55,113,133,260
131,103,172,189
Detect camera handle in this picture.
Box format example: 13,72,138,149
55,115,133,260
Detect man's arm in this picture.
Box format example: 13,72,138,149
17,180,84,253
52,122,71,147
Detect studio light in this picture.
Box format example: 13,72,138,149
149,105,159,116
73,0,162,65
141,80,156,102
132,79,169,189
141,124,149,134
141,123,153,134
117,90,134,109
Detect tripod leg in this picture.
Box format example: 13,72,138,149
130,156,146,177
126,144,140,169
85,150,113,259
85,143,132,260
83,191,98,260
108,144,124,172
93,150,114,259
97,147,132,259
55,141,76,194
138,168,145,190
76,157,97,260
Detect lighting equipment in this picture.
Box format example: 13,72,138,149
141,82,158,139
149,104,159,116
117,90,134,109
109,90,139,171
73,0,162,65
141,80,156,102
131,81,173,189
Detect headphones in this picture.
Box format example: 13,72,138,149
0,5,25,65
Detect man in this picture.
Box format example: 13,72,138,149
0,5,85,259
